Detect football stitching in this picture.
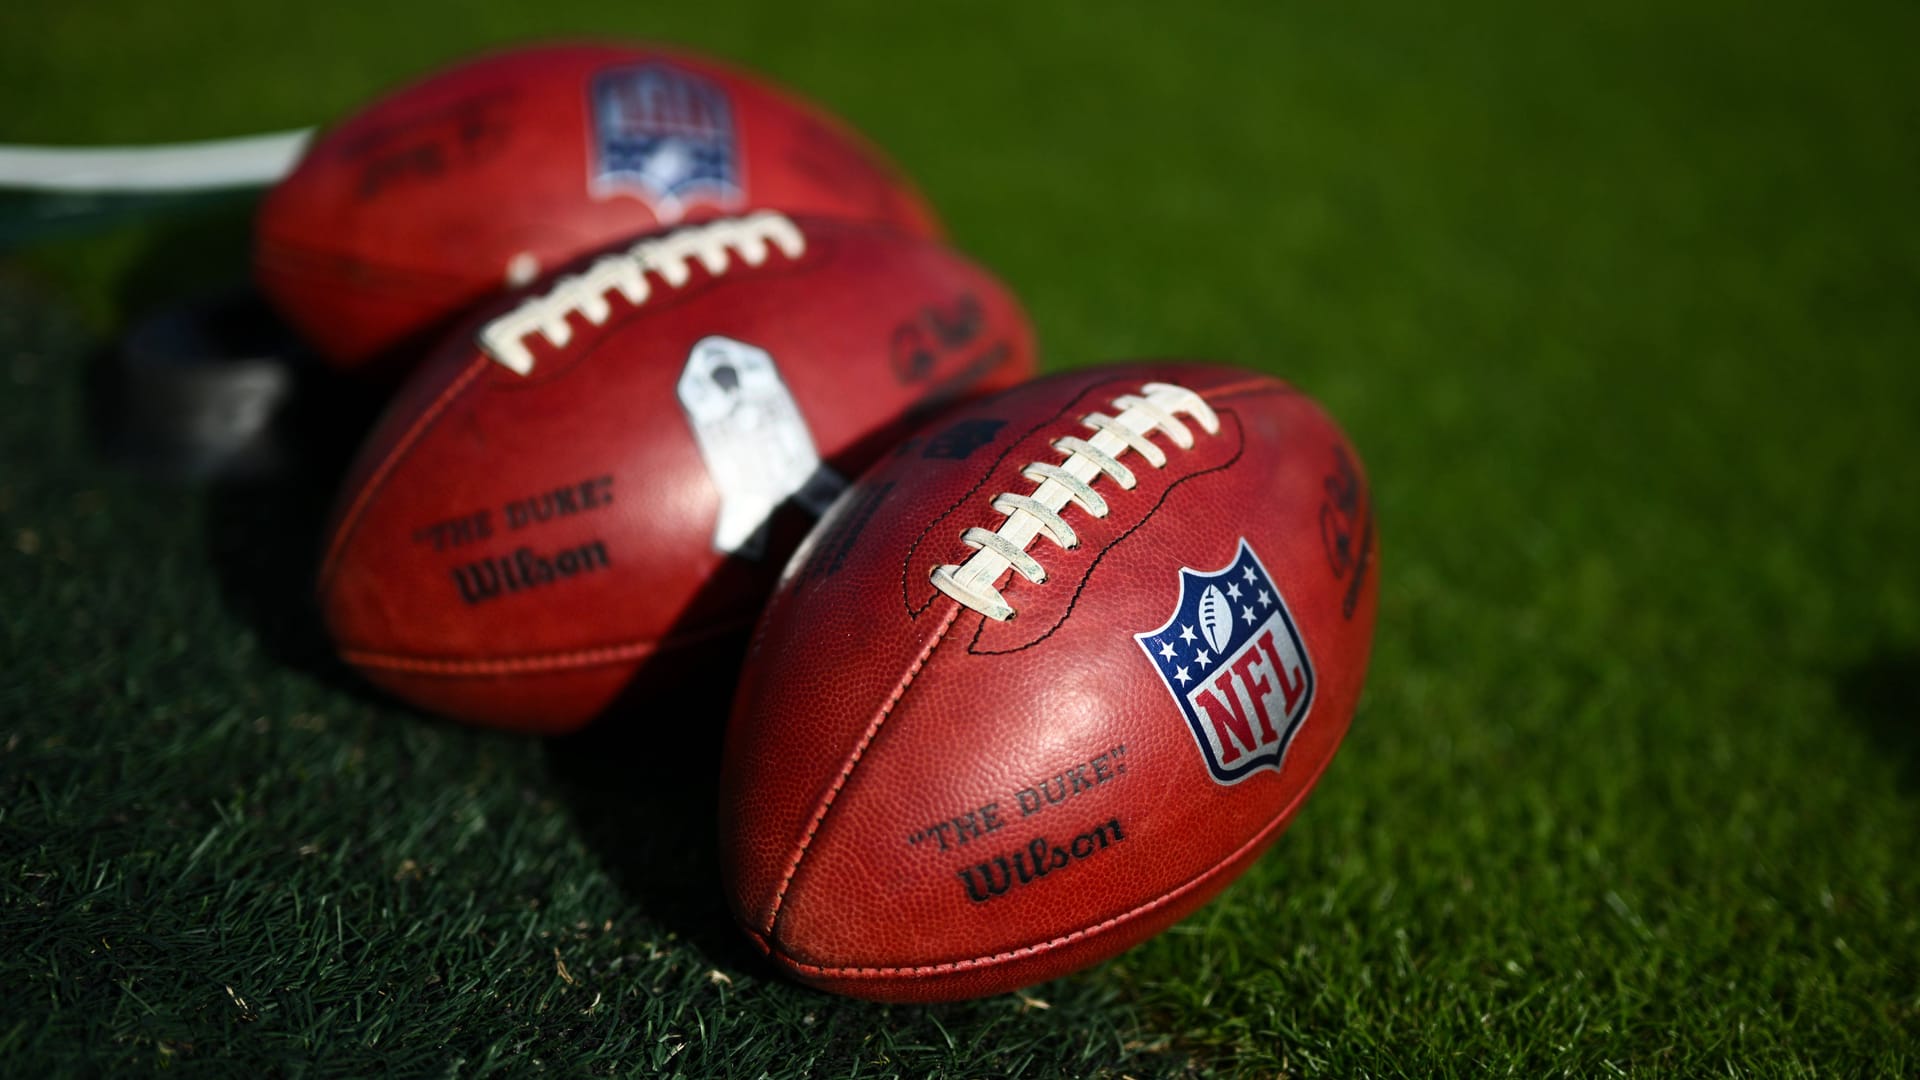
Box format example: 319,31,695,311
762,602,962,933
966,378,1298,652
909,376,1286,624
342,642,656,677
964,409,1248,655
316,356,490,596
928,381,1224,621
767,727,1343,982
898,383,1097,619
475,211,807,376
339,615,755,676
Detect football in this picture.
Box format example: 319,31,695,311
257,42,942,369
719,362,1378,1001
317,212,1034,734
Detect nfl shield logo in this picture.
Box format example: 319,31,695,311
1134,539,1315,786
588,62,744,220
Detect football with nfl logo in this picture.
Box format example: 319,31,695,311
317,212,1033,733
719,362,1377,1001
256,42,942,369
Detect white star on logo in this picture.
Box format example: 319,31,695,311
1226,582,1242,601
1194,649,1211,666
1158,641,1176,660
1178,625,1196,644
1259,589,1272,607
1242,566,1257,584
1174,666,1191,686
1241,605,1256,625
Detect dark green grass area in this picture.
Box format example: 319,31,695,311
5,0,1919,1075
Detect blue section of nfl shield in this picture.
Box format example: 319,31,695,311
1134,539,1316,786
588,62,743,218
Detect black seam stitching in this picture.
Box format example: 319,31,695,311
960,380,1300,653
967,410,1248,655
898,379,1128,618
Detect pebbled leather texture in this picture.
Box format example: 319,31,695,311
318,216,1034,734
719,362,1379,1001
256,42,942,369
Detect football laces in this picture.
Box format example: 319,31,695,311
931,380,1219,620
477,210,806,375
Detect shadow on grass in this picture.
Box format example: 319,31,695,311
198,360,389,700
540,656,772,974
72,204,390,703
534,498,840,973
1838,650,1920,796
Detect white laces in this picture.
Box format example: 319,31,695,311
931,381,1220,621
478,210,807,375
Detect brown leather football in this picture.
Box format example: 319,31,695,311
256,42,941,369
720,362,1377,1001
317,212,1033,733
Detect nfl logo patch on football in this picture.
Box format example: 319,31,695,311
589,62,743,219
1135,539,1315,785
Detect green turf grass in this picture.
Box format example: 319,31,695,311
4,0,1918,1074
